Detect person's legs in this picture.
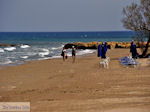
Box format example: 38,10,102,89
101,53,106,59
132,52,137,59
63,55,65,61
72,54,75,63
65,55,68,59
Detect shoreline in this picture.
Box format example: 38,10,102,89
0,49,96,68
0,41,149,67
0,47,149,69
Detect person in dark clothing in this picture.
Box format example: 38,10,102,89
101,42,107,58
97,42,108,59
61,47,67,61
72,46,76,63
130,41,138,59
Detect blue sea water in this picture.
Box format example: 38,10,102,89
0,31,135,66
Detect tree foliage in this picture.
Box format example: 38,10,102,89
122,0,150,57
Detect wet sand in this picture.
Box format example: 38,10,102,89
0,49,150,112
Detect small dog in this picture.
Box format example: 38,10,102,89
99,57,110,68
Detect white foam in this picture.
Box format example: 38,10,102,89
51,45,64,50
0,59,12,65
0,48,4,53
39,52,49,57
51,47,58,50
77,49,96,56
20,44,30,48
38,49,50,57
37,56,62,60
4,47,16,51
26,52,37,56
20,56,29,59
42,48,49,52
50,49,94,59
67,53,72,57
37,57,51,60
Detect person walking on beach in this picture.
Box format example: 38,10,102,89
61,47,67,61
97,42,108,59
130,41,138,59
72,46,76,63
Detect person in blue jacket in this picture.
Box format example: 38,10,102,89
97,42,108,59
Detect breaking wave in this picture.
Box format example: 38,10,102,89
20,44,30,49
0,48,4,53
51,45,64,50
4,47,16,51
38,49,50,57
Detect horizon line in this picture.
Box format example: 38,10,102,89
0,30,132,33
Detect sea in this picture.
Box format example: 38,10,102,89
0,31,136,66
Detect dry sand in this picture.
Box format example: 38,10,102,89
0,49,150,112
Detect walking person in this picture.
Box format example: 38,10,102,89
61,47,67,61
130,41,138,59
72,46,76,63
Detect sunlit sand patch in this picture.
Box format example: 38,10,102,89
0,85,16,91
58,70,62,73
99,97,150,104
104,107,150,112
111,85,126,89
97,83,104,85
126,91,149,95
137,58,150,67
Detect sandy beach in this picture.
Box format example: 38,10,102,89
0,48,150,112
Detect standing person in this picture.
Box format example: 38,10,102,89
101,42,107,58
72,46,76,63
61,47,67,61
130,41,138,59
98,42,107,59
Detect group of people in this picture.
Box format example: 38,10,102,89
97,41,139,59
61,41,139,63
61,46,76,62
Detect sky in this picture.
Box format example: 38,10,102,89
0,0,139,32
